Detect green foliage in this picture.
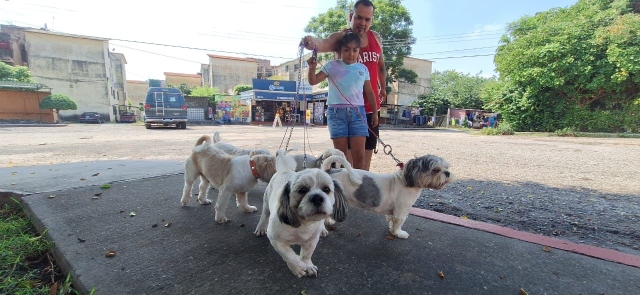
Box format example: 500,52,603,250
148,79,161,87
0,62,34,82
190,86,219,97
233,85,253,95
412,70,492,114
492,0,640,132
480,122,515,135
555,127,579,137
167,83,194,95
304,0,418,84
39,94,78,112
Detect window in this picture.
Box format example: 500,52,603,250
285,65,289,72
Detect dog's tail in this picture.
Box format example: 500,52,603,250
321,155,362,185
193,135,212,153
275,149,297,173
213,131,221,143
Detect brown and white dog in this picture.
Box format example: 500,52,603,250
181,135,276,223
289,148,347,172
254,150,348,277
321,154,454,239
212,131,271,157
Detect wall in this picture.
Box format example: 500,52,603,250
215,95,251,122
389,57,432,106
0,89,55,122
208,55,257,95
25,31,110,121
165,73,201,88
125,80,148,108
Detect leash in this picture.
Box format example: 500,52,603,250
304,42,404,169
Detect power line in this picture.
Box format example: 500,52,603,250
427,53,495,60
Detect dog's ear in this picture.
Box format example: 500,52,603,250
402,157,426,187
331,179,348,222
277,182,301,228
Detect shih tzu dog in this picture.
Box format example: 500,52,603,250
212,131,271,157
254,150,348,278
181,135,276,223
290,148,347,172
321,154,454,239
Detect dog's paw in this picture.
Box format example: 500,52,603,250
392,230,409,239
321,228,329,237
180,197,190,206
324,217,336,226
240,205,258,213
304,263,318,277
215,216,229,224
254,228,267,236
198,198,212,205
287,261,308,278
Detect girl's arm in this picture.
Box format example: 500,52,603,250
307,57,328,86
363,80,379,127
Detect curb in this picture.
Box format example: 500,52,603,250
409,207,640,269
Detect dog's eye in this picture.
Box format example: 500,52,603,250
432,168,441,174
322,187,331,193
297,188,309,194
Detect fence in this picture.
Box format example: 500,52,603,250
0,88,55,123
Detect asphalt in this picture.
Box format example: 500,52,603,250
2,160,639,295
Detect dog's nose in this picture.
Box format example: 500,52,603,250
310,194,324,207
444,171,450,177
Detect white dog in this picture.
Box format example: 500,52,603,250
254,150,349,278
290,148,346,172
321,154,454,239
212,131,271,156
181,135,276,223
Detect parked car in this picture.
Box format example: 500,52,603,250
143,87,188,129
78,112,103,124
119,112,136,123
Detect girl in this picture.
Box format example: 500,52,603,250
307,32,378,170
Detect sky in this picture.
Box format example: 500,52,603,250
0,0,578,81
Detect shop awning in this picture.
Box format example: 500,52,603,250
252,90,313,101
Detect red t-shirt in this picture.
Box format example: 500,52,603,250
357,30,382,114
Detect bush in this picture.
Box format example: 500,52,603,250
555,127,579,137
480,122,515,135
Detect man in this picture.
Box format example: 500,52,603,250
302,0,386,171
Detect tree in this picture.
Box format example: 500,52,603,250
233,85,252,95
493,0,640,132
0,62,34,82
190,86,220,106
39,94,78,122
412,70,491,114
167,83,193,95
304,0,418,84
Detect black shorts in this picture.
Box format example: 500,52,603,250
348,111,379,150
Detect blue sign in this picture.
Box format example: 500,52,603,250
254,91,312,101
252,79,297,92
313,92,328,99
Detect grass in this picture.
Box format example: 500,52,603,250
0,202,86,295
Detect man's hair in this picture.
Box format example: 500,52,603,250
354,0,375,11
335,31,361,52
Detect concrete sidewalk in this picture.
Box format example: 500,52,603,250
6,161,640,294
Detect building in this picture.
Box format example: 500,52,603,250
0,25,127,122
164,72,201,88
204,54,257,95
125,80,149,108
387,56,433,106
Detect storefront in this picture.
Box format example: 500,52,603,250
243,79,314,124
215,95,251,123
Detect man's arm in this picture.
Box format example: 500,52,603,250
363,80,379,127
372,31,387,101
302,32,344,53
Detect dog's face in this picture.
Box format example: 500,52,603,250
402,155,454,190
278,169,348,228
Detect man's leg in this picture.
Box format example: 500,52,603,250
363,111,379,171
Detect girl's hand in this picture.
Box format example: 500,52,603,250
307,57,317,68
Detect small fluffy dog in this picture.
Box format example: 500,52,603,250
182,135,276,223
290,148,346,172
212,131,271,156
254,150,349,278
321,154,454,239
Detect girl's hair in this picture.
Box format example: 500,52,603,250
335,31,361,52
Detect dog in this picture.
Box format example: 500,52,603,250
181,135,277,223
254,150,348,278
290,148,346,172
212,131,271,157
321,154,454,239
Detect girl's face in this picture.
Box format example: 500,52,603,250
340,41,360,64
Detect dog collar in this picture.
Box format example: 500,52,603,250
396,162,404,170
249,160,260,179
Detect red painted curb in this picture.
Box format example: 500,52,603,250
409,207,640,269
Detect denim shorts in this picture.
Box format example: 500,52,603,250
327,105,369,139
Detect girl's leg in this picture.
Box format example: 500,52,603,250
332,137,349,161
348,136,366,169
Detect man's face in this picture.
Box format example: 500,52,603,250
350,4,374,36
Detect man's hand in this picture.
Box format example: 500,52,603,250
371,112,379,128
379,88,387,101
301,35,316,50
